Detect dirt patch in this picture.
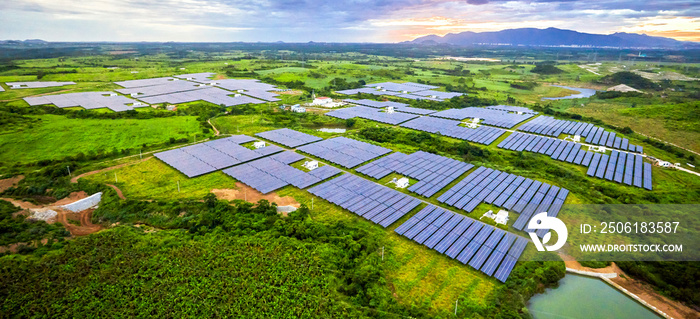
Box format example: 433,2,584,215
71,157,151,183
214,74,226,80
2,192,101,237
0,175,24,192
211,182,300,208
612,275,699,319
562,255,698,319
278,90,303,95
53,208,102,236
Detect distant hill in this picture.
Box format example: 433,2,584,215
407,28,699,49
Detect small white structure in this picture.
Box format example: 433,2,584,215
466,118,480,128
312,96,333,106
395,177,409,188
657,161,671,168
130,93,141,97
674,163,681,167
564,135,581,143
253,141,266,149
166,105,176,111
291,104,306,113
234,93,242,97
481,210,509,225
130,71,139,74
303,160,318,170
386,106,395,114
688,163,696,168
107,93,118,97
589,145,606,153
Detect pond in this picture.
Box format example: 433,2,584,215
542,85,597,100
528,274,661,319
317,128,346,133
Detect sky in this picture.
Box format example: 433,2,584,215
0,0,698,42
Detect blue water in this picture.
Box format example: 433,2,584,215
528,274,661,319
542,85,597,100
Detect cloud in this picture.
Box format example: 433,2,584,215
0,0,697,42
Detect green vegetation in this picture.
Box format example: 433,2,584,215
597,71,658,90
0,200,69,248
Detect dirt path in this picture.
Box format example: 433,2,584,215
211,182,300,207
562,256,698,319
208,118,221,136
71,157,151,183
106,184,126,200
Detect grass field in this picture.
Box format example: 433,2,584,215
0,114,205,165
84,158,235,200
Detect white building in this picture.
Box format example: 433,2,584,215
253,141,266,149
312,97,333,106
481,210,509,225
386,106,395,114
291,104,306,113
395,177,409,188
303,160,318,170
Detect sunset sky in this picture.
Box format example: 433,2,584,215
1,0,698,42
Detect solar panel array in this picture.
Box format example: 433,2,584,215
517,116,642,153
24,92,140,112
174,72,216,83
255,128,323,148
586,151,652,190
325,106,419,125
431,107,534,128
116,80,202,97
140,87,265,106
154,135,283,177
486,105,538,115
395,205,529,282
356,151,473,197
222,151,341,194
6,81,76,89
343,99,408,108
400,117,506,145
214,79,281,102
308,174,422,227
115,77,178,88
437,166,569,234
336,82,463,101
0,85,4,92
297,137,392,168
498,132,595,165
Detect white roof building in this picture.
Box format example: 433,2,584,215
253,141,266,149
303,160,318,170
395,177,409,188
291,104,306,113
312,97,332,105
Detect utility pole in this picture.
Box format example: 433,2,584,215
140,149,142,159
381,246,384,261
177,180,180,193
311,198,314,210
114,172,118,183
455,299,458,315
67,166,71,177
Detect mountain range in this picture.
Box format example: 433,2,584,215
407,28,698,49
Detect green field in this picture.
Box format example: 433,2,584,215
0,114,204,166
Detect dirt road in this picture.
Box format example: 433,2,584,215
71,157,151,183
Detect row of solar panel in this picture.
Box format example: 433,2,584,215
326,106,419,125
255,128,323,148
395,205,528,283
343,99,437,115
400,117,506,145
517,116,641,153
307,174,422,228
430,107,534,128
222,152,341,194
586,151,652,190
486,105,539,115
154,135,279,177
24,92,140,112
499,132,592,164
437,166,569,235
356,151,474,197
297,137,392,168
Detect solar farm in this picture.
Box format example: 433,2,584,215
395,205,529,282
431,107,535,128
325,106,419,125
297,137,392,168
401,116,507,145
356,151,473,197
255,128,323,148
336,81,464,101
517,116,642,152
19,73,281,112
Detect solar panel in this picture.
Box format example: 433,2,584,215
255,128,323,148
298,137,392,168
